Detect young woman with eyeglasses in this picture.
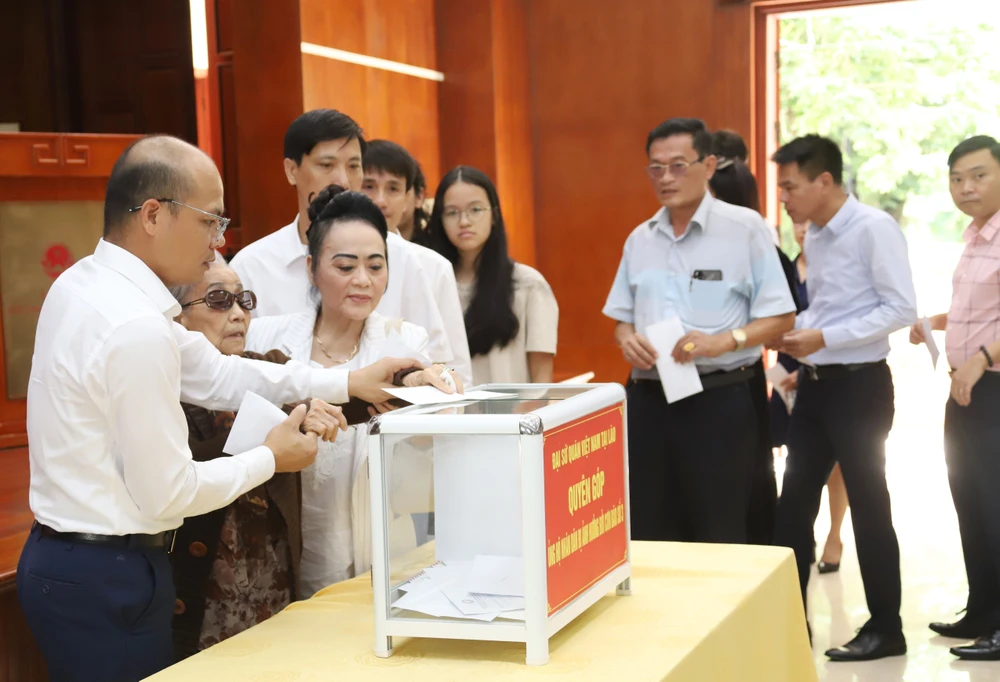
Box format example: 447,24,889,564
168,261,347,659
424,166,559,384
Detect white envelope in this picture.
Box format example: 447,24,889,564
468,555,525,598
921,317,940,369
644,317,703,403
222,391,287,455
765,363,796,414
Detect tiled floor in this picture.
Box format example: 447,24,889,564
793,239,998,681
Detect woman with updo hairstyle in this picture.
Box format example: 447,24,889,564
245,185,457,596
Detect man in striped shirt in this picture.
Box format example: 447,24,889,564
911,135,1000,660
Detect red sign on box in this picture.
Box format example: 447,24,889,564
543,404,627,615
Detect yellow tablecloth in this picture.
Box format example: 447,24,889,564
148,541,816,682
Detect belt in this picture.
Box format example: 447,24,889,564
699,364,757,390
632,364,756,392
800,360,886,381
35,522,177,553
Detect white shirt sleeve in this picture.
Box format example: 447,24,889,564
105,318,276,521
431,265,473,386
397,259,455,367
174,322,349,408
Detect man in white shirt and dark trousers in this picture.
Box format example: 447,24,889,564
229,109,469,383
361,139,472,386
771,135,918,662
603,118,796,545
16,136,415,682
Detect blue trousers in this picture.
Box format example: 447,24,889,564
17,525,176,681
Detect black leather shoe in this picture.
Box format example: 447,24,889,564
826,629,906,662
930,617,991,640
951,629,1000,660
817,560,840,574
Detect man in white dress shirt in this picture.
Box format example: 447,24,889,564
362,139,473,386
229,110,463,378
16,136,416,682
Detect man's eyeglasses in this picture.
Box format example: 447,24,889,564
442,206,493,224
645,158,704,180
182,289,257,312
128,198,230,239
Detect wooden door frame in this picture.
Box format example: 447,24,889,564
750,0,910,230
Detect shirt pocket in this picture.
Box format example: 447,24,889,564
686,279,735,329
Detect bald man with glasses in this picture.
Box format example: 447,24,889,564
16,135,419,681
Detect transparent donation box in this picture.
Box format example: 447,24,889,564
367,383,632,665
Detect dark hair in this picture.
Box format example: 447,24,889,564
710,160,760,213
103,136,188,237
362,139,417,189
424,166,518,356
646,118,713,158
711,130,749,163
411,161,430,241
948,135,1000,170
284,109,366,165
772,134,844,185
305,185,389,281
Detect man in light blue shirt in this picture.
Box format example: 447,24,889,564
603,118,795,546
771,135,917,663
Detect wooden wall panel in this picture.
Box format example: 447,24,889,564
488,0,535,266
299,0,442,193
0,1,56,133
229,0,303,247
300,0,437,70
301,56,441,190
528,0,723,382
436,0,497,176
436,0,535,265
73,0,198,141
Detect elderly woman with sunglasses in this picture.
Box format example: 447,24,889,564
167,259,349,660
245,185,459,597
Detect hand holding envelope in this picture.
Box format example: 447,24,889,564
223,392,349,473
644,318,703,403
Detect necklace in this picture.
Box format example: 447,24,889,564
314,335,360,364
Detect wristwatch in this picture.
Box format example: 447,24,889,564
731,328,748,351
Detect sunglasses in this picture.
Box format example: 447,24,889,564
182,289,257,312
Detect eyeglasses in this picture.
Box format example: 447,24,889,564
128,198,230,239
645,159,704,180
182,289,257,312
442,206,492,224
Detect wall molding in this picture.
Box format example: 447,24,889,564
300,42,445,82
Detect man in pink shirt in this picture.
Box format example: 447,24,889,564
911,135,1000,660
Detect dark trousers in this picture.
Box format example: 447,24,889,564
774,362,901,634
627,378,756,543
17,524,176,682
746,358,777,545
945,372,1000,628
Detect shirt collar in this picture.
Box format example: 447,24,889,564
93,239,182,319
280,216,309,266
649,192,714,238
964,209,1000,245
821,195,858,235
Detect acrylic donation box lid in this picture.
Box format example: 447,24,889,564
367,383,631,665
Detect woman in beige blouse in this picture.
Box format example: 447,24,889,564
424,166,558,384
